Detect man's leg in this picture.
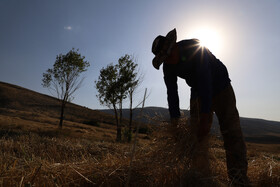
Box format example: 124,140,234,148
190,98,200,130
189,98,212,176
190,98,213,137
213,85,249,185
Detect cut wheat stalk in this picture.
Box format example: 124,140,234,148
126,88,147,187
69,165,95,185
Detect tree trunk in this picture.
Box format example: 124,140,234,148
119,99,123,127
113,105,121,142
128,91,133,142
116,127,122,142
59,100,66,128
119,100,123,142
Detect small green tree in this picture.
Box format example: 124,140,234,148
95,54,140,142
95,64,122,141
117,55,136,133
117,55,140,142
42,48,90,128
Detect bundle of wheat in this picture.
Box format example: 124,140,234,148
135,117,227,186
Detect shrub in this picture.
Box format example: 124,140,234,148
83,120,100,127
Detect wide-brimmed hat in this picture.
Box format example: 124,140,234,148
152,29,177,70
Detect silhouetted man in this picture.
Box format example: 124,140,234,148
152,29,249,186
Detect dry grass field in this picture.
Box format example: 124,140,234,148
0,111,279,186
0,82,280,186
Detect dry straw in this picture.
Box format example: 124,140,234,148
140,117,228,186
0,112,279,186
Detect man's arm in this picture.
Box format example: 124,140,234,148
196,49,213,140
163,66,180,119
197,49,213,114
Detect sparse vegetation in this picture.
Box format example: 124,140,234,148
42,48,90,128
95,54,140,142
0,113,279,186
0,82,280,186
83,120,100,127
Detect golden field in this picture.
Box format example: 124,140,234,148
0,82,279,186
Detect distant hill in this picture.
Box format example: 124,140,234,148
1,81,280,144
0,81,117,126
100,107,280,144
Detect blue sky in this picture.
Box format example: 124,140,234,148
0,0,280,121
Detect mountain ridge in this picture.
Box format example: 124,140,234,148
1,81,280,144
100,107,280,144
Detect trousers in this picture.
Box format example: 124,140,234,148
190,84,249,184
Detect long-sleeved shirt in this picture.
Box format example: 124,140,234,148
163,39,231,118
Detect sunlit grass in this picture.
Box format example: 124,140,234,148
0,108,279,186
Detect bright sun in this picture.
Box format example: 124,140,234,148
189,28,222,54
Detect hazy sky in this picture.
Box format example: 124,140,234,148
1,0,280,121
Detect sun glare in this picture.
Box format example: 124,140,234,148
189,28,222,54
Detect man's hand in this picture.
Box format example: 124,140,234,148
171,118,179,127
197,113,212,141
